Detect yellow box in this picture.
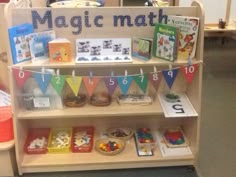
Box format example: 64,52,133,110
47,128,72,153
48,38,72,62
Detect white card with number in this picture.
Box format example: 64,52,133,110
158,93,198,118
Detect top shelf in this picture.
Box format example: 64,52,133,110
13,57,200,69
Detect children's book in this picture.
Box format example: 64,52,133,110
153,23,178,62
132,37,152,61
48,38,72,62
8,23,34,64
28,30,56,63
166,15,199,61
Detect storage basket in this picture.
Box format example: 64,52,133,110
71,126,94,153
48,128,72,153
24,128,50,154
0,106,14,142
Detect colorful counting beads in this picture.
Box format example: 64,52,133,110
137,128,154,143
99,141,120,152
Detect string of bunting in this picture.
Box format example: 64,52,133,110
11,63,199,96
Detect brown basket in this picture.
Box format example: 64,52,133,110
95,138,125,156
107,127,134,141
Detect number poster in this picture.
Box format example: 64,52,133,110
158,92,198,118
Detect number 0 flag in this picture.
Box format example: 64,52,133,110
181,64,198,84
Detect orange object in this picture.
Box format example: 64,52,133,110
0,106,14,142
48,38,72,62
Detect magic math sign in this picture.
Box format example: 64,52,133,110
28,7,169,36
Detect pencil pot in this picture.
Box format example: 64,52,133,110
0,106,14,142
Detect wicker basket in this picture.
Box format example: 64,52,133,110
107,127,134,141
95,138,125,156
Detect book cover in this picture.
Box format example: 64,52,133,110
153,23,178,62
28,30,56,63
132,37,152,61
166,15,199,60
8,23,34,64
48,38,72,62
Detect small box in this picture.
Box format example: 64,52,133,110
134,128,155,156
24,128,50,154
49,38,72,62
48,128,72,153
71,127,94,153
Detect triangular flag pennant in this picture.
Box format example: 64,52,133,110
117,76,133,95
83,77,100,96
162,68,179,89
133,74,148,93
66,76,82,96
33,73,52,94
181,64,198,84
148,72,162,91
104,77,118,95
51,75,66,95
13,68,31,89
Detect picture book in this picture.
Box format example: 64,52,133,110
75,38,132,63
48,38,72,62
132,37,152,61
153,23,178,62
166,15,199,60
8,23,34,64
28,30,56,63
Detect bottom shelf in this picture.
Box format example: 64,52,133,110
21,137,194,173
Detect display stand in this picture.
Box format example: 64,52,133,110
5,1,204,175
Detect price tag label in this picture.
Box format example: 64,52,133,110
33,97,50,108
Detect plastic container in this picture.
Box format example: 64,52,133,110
71,126,94,153
24,128,50,154
0,106,14,142
48,128,72,153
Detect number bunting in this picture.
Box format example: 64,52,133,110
162,68,179,89
51,75,66,95
148,72,162,91
133,74,148,93
83,77,100,96
181,64,198,84
104,77,118,95
66,76,82,96
33,73,52,94
117,76,133,95
13,68,31,89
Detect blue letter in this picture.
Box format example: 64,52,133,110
32,10,52,29
158,9,168,24
113,15,133,27
135,15,147,26
70,16,82,35
85,11,91,27
94,15,103,27
148,12,157,26
55,16,69,28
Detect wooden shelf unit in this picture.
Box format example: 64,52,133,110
5,1,204,175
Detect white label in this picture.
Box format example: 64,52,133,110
33,97,50,108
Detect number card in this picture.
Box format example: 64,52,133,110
158,93,198,118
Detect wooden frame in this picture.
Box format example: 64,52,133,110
5,1,204,175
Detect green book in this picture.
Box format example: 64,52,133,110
153,23,178,62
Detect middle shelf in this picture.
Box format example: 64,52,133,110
16,98,163,119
